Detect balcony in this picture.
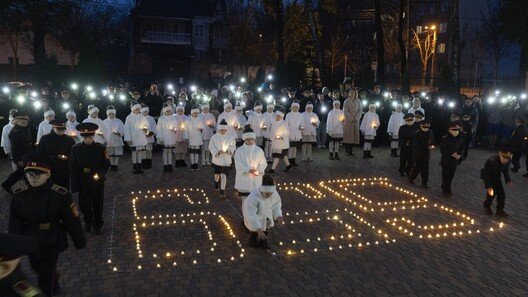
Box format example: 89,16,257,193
141,31,192,45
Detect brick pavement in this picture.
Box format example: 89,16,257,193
1,147,528,296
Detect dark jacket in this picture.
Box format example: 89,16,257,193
511,124,527,151
440,134,464,165
481,155,511,188
314,99,332,122
37,131,75,188
143,93,164,116
8,181,86,258
8,125,34,164
69,142,110,193
413,129,434,160
398,124,417,149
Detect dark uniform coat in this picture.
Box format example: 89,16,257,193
8,126,33,166
37,131,75,188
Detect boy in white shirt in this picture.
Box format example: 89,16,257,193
301,103,319,162
65,110,80,144
326,100,344,160
285,101,303,166
124,101,149,174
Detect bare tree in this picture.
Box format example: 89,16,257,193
412,29,435,87
325,27,349,77
0,2,29,80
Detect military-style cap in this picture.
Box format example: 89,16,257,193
498,144,512,158
76,122,99,137
49,119,66,129
22,152,53,173
12,111,30,120
447,121,461,130
420,118,432,126
0,233,39,262
403,113,415,120
414,110,425,118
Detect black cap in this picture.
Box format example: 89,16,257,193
420,118,432,125
262,174,275,186
219,119,228,126
49,119,66,129
243,126,254,134
447,121,461,130
498,143,512,157
414,110,424,118
76,122,99,136
21,152,53,173
12,111,30,120
403,113,415,120
107,105,116,111
0,233,39,261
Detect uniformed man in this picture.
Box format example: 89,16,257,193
0,233,44,297
408,118,435,188
398,113,416,176
510,117,527,173
70,122,110,235
37,119,75,188
439,122,464,197
481,145,512,217
8,112,34,170
8,152,86,296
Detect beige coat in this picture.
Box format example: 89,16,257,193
343,98,362,144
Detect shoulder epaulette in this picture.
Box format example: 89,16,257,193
12,183,28,194
51,184,68,195
12,280,42,296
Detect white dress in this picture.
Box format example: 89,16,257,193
184,116,204,147
103,118,125,155
65,120,81,144
326,109,344,139
209,132,236,166
217,110,240,140
387,111,405,138
301,112,319,143
124,113,148,148
360,111,381,137
261,112,275,139
234,144,268,193
199,112,216,141
173,114,188,154
285,111,303,142
145,115,156,145
156,115,178,147
36,120,52,143
270,120,290,151
83,117,108,145
243,188,282,232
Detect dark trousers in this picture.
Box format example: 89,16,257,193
512,148,524,169
249,230,269,248
29,253,59,296
409,158,429,186
463,135,471,158
441,163,457,194
79,184,105,229
399,147,413,175
483,184,506,210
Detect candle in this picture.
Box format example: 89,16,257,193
59,154,67,160
93,173,100,181
311,118,316,125
339,114,345,122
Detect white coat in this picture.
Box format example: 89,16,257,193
285,111,303,141
145,115,156,144
156,115,178,147
387,111,405,137
408,106,425,116
83,117,108,144
326,109,344,135
184,116,204,146
36,120,52,143
172,114,188,142
261,111,275,139
234,144,268,193
124,113,148,147
247,112,264,138
1,123,14,154
243,188,282,232
65,120,81,144
209,132,236,166
236,112,247,140
301,112,319,136
360,111,380,136
270,120,290,150
199,112,216,140
103,118,125,147
217,110,240,139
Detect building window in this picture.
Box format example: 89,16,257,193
194,25,204,37
194,50,204,60
416,25,423,34
439,22,447,33
429,4,435,14
441,0,449,12
437,43,446,54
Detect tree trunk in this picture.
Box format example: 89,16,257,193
448,0,460,95
275,0,285,78
32,23,47,68
306,0,325,85
374,0,385,84
422,66,427,88
397,0,409,93
9,34,18,81
70,52,75,73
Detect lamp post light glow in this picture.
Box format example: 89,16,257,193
448,101,455,109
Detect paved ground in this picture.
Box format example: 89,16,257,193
1,146,528,296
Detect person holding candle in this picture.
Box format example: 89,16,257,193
242,174,284,249
480,144,513,216
124,101,149,174
140,104,156,169
286,101,303,166
343,89,362,156
269,110,292,173
70,122,110,235
360,103,380,158
326,100,345,160
103,106,125,172
156,105,178,172
387,103,405,157
36,108,55,143
247,101,264,148
234,126,268,201
398,113,417,176
65,110,81,144
408,119,435,188
199,103,216,166
8,152,86,295
209,119,236,200
262,103,275,163
184,107,205,171
301,103,320,162
173,105,189,168
37,120,75,188
218,102,240,141
408,98,425,116
83,105,107,145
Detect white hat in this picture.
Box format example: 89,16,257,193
218,119,228,130
131,103,141,111
201,103,210,109
141,106,149,113
235,105,243,111
106,108,116,116
306,103,314,108
333,100,340,105
267,103,275,109
176,105,184,111
275,111,284,118
291,102,300,108
66,110,76,117
242,127,256,140
191,108,200,114
224,102,232,109
88,106,99,115
44,109,55,118
162,105,173,114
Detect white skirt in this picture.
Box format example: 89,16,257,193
107,146,123,156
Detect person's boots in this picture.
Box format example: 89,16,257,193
483,203,492,214
349,146,354,156
141,159,147,168
145,159,152,169
496,209,508,217
368,151,375,158
291,158,298,166
363,151,369,159
334,153,340,160
137,163,144,174
329,153,334,160
284,164,293,172
133,164,138,174
391,149,399,157
345,145,351,156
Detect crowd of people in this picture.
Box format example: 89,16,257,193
0,77,527,295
